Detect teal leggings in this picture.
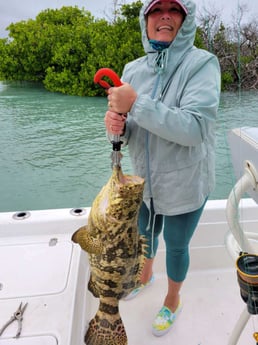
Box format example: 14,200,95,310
138,199,206,282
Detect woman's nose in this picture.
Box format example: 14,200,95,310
161,11,171,20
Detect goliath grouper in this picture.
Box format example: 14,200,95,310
72,165,146,345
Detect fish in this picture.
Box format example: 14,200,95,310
72,165,146,345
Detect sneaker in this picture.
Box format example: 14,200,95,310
152,301,182,337
123,275,155,301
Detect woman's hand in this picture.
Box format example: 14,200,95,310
104,111,127,135
107,82,137,114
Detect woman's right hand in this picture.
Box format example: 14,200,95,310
104,110,127,135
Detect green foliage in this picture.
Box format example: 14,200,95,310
120,0,143,20
0,2,257,94
194,27,206,49
221,71,234,91
0,4,144,96
240,55,253,65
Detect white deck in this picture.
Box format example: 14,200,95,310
0,199,258,344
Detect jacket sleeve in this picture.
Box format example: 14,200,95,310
128,54,221,147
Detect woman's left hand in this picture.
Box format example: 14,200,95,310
104,111,127,135
107,83,137,113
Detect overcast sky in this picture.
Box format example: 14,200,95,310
0,0,257,38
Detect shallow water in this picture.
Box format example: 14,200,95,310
0,82,257,212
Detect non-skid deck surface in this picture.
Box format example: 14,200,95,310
88,269,256,345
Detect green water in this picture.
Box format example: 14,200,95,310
0,82,257,212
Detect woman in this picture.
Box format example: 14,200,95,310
105,0,221,337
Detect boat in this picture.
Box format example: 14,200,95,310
0,127,257,345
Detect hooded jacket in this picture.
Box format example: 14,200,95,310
121,0,221,215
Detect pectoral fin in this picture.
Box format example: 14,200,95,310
71,226,103,254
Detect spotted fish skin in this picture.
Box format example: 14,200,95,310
72,165,146,345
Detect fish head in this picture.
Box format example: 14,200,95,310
105,166,145,222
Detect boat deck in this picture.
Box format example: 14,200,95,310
94,268,254,345
0,199,258,344
81,197,258,345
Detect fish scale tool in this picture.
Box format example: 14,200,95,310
94,68,124,168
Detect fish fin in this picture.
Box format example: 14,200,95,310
85,304,127,345
88,274,99,298
140,234,149,257
133,235,149,286
71,226,103,254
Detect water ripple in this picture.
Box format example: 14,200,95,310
0,83,257,211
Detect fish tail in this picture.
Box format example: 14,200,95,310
85,299,127,345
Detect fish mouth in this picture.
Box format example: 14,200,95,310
157,25,173,32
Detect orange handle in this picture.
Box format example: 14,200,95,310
94,68,122,89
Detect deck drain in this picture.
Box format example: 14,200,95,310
12,211,31,220
70,208,87,216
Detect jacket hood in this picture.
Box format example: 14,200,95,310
139,0,197,56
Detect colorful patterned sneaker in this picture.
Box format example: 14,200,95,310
123,275,155,301
152,301,182,337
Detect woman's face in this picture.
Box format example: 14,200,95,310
146,1,185,43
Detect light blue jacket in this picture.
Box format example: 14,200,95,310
121,0,221,215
